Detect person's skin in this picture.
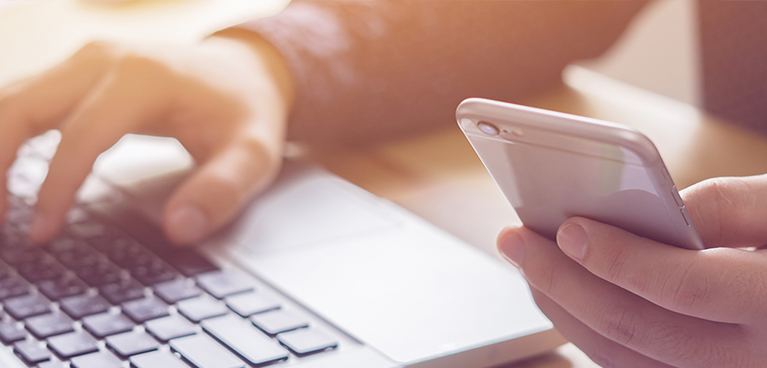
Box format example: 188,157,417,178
0,1,646,247
498,175,767,367
0,28,294,245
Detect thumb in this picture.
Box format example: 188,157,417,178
163,139,280,245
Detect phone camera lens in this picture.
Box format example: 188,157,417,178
477,121,499,135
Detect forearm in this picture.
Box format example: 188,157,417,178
239,1,647,146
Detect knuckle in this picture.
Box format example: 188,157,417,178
602,245,632,284
651,323,695,361
111,51,169,81
597,303,641,346
661,258,711,310
600,244,656,298
523,259,558,294
686,177,745,243
234,136,282,188
237,136,274,162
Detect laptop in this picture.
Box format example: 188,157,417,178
0,132,565,368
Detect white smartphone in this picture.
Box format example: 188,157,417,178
456,98,704,250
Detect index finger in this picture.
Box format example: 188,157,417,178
556,216,767,324
0,42,113,220
30,69,168,243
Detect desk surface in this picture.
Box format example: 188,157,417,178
310,81,767,367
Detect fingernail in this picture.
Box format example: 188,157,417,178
29,211,56,244
498,231,526,268
167,205,209,245
557,223,588,261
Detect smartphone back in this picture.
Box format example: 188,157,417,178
456,98,703,250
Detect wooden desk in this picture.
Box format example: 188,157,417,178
310,82,767,367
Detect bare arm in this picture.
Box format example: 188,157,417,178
240,0,647,146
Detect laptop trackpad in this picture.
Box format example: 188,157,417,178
214,165,400,254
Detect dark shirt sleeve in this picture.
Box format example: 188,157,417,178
238,1,645,146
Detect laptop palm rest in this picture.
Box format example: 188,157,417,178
191,164,559,366
103,157,562,367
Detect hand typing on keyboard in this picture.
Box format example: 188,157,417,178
0,197,338,367
498,175,767,367
0,29,293,245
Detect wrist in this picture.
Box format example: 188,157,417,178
205,28,295,121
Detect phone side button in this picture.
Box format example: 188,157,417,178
671,186,685,207
680,206,692,226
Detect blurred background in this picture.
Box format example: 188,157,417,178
0,0,698,105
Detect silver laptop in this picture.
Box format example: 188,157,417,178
0,132,564,368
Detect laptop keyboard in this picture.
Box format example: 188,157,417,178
1,132,339,367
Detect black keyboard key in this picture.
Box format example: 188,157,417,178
153,279,201,304
121,297,169,323
105,331,159,358
0,231,27,249
202,315,288,366
70,350,122,368
162,250,218,277
82,313,134,339
38,276,88,301
251,310,309,336
46,237,89,255
278,328,339,356
170,334,246,368
131,262,177,286
0,277,30,299
144,314,196,342
47,331,99,359
13,340,51,364
195,271,253,299
76,262,122,287
59,294,111,320
4,294,50,319
99,279,145,304
225,292,280,317
177,296,229,323
16,257,65,283
94,236,139,253
4,204,33,225
113,251,155,270
0,320,26,344
130,350,190,368
54,248,101,269
105,240,154,269
25,313,74,339
1,247,45,265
